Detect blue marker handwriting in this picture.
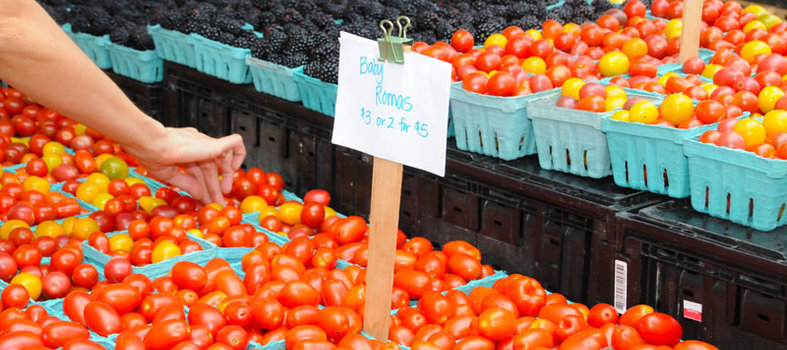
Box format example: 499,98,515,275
359,56,384,85
361,107,428,138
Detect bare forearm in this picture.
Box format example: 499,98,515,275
0,0,165,152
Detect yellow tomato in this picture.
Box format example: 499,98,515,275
99,157,129,180
61,216,77,235
139,196,166,214
42,154,63,173
152,241,182,263
74,123,87,136
35,221,64,238
702,64,723,79
628,101,659,124
278,202,303,226
11,137,29,146
763,110,787,137
0,220,30,239
10,272,41,300
659,94,695,126
186,229,203,238
109,233,133,253
240,195,267,213
324,206,337,219
701,83,718,96
86,173,110,192
622,38,648,60
72,217,100,240
657,72,680,87
42,141,66,156
76,182,101,203
484,33,508,49
206,203,224,212
605,85,627,99
664,19,682,40
562,78,586,99
610,110,631,122
526,29,542,40
759,86,785,114
92,193,114,211
761,14,782,30
741,41,771,63
598,51,630,77
258,207,279,222
606,97,627,111
22,176,50,194
744,4,766,15
732,118,767,148
743,20,767,33
124,177,145,187
563,23,580,35
521,57,547,75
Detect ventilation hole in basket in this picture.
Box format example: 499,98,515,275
779,204,785,221
663,169,669,189
479,131,484,147
548,146,553,159
494,220,503,227
453,206,463,214
625,162,629,182
583,151,588,171
566,149,571,166
239,126,246,132
758,314,771,322
749,198,755,219
726,193,732,214
495,137,500,153
268,136,276,142
683,289,694,298
643,164,648,186
705,187,710,209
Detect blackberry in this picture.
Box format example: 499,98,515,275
232,33,255,49
280,53,309,68
569,1,597,24
219,32,237,45
435,21,455,42
130,27,155,50
547,5,573,24
475,16,506,40
520,15,542,31
193,3,218,20
510,2,547,22
159,10,184,30
592,0,619,19
262,27,289,52
215,15,245,35
110,25,132,46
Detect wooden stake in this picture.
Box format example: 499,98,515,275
361,157,403,339
679,0,703,63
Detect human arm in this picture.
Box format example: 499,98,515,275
0,0,244,204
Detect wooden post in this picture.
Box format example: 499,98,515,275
362,157,403,339
679,0,703,63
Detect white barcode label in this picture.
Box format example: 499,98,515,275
614,259,628,314
683,300,703,322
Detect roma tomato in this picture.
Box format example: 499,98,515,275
42,321,90,348
636,312,683,346
84,301,122,336
143,320,191,350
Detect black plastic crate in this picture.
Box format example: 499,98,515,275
106,71,163,123
162,62,335,196
398,140,663,303
615,200,787,350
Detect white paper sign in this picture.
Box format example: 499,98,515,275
333,32,452,176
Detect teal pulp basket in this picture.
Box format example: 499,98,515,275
685,138,787,231
528,88,664,178
107,42,163,83
246,57,302,102
71,32,112,69
450,83,541,160
191,34,252,84
293,70,338,117
148,25,197,68
603,118,716,198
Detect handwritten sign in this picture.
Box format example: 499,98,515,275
333,32,452,176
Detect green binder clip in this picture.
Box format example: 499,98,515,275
377,16,413,64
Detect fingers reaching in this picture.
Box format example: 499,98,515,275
219,151,234,195
199,160,226,206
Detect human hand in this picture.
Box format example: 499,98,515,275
122,127,246,205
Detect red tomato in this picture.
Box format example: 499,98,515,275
84,301,122,336
619,304,655,327
143,320,191,350
636,312,683,346
451,30,474,53
171,261,207,290
588,303,619,328
64,290,92,326
42,321,90,348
